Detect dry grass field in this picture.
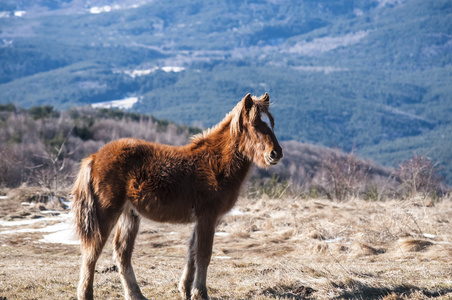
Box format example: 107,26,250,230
0,192,451,300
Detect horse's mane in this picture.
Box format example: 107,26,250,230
190,95,268,143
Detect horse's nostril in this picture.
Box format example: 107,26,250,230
270,150,277,159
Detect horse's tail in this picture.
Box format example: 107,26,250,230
72,156,101,248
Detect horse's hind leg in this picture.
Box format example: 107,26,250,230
178,225,197,299
113,203,147,300
78,241,105,299
78,218,116,300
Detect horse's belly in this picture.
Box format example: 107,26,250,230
130,194,195,224
126,171,197,223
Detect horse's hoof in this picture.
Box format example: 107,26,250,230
190,288,208,300
178,282,191,299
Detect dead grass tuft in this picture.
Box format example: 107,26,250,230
350,242,386,256
397,239,434,252
310,242,329,254
257,282,316,300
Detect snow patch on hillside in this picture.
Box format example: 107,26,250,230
92,96,139,109
161,66,185,73
122,66,186,78
124,69,156,78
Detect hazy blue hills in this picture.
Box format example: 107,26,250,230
0,0,451,181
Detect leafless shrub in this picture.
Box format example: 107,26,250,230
28,128,76,194
319,149,371,201
395,155,444,199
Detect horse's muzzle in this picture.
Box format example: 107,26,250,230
265,149,283,165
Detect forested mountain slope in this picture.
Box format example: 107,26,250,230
0,0,451,181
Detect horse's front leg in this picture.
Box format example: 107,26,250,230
191,217,216,300
178,225,197,299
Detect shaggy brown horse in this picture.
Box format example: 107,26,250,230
72,93,283,300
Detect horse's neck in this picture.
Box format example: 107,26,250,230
192,126,252,183
222,147,252,181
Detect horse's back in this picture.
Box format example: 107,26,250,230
90,138,196,223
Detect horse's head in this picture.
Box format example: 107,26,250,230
233,93,283,168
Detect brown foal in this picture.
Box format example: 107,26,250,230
72,93,283,300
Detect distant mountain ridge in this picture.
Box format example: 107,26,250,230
0,0,451,181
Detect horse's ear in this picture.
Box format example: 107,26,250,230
262,92,269,103
244,93,253,112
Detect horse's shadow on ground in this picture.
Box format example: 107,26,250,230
209,282,452,300
333,284,452,300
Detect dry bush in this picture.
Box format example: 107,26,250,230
28,127,77,193
318,149,371,200
395,155,445,199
